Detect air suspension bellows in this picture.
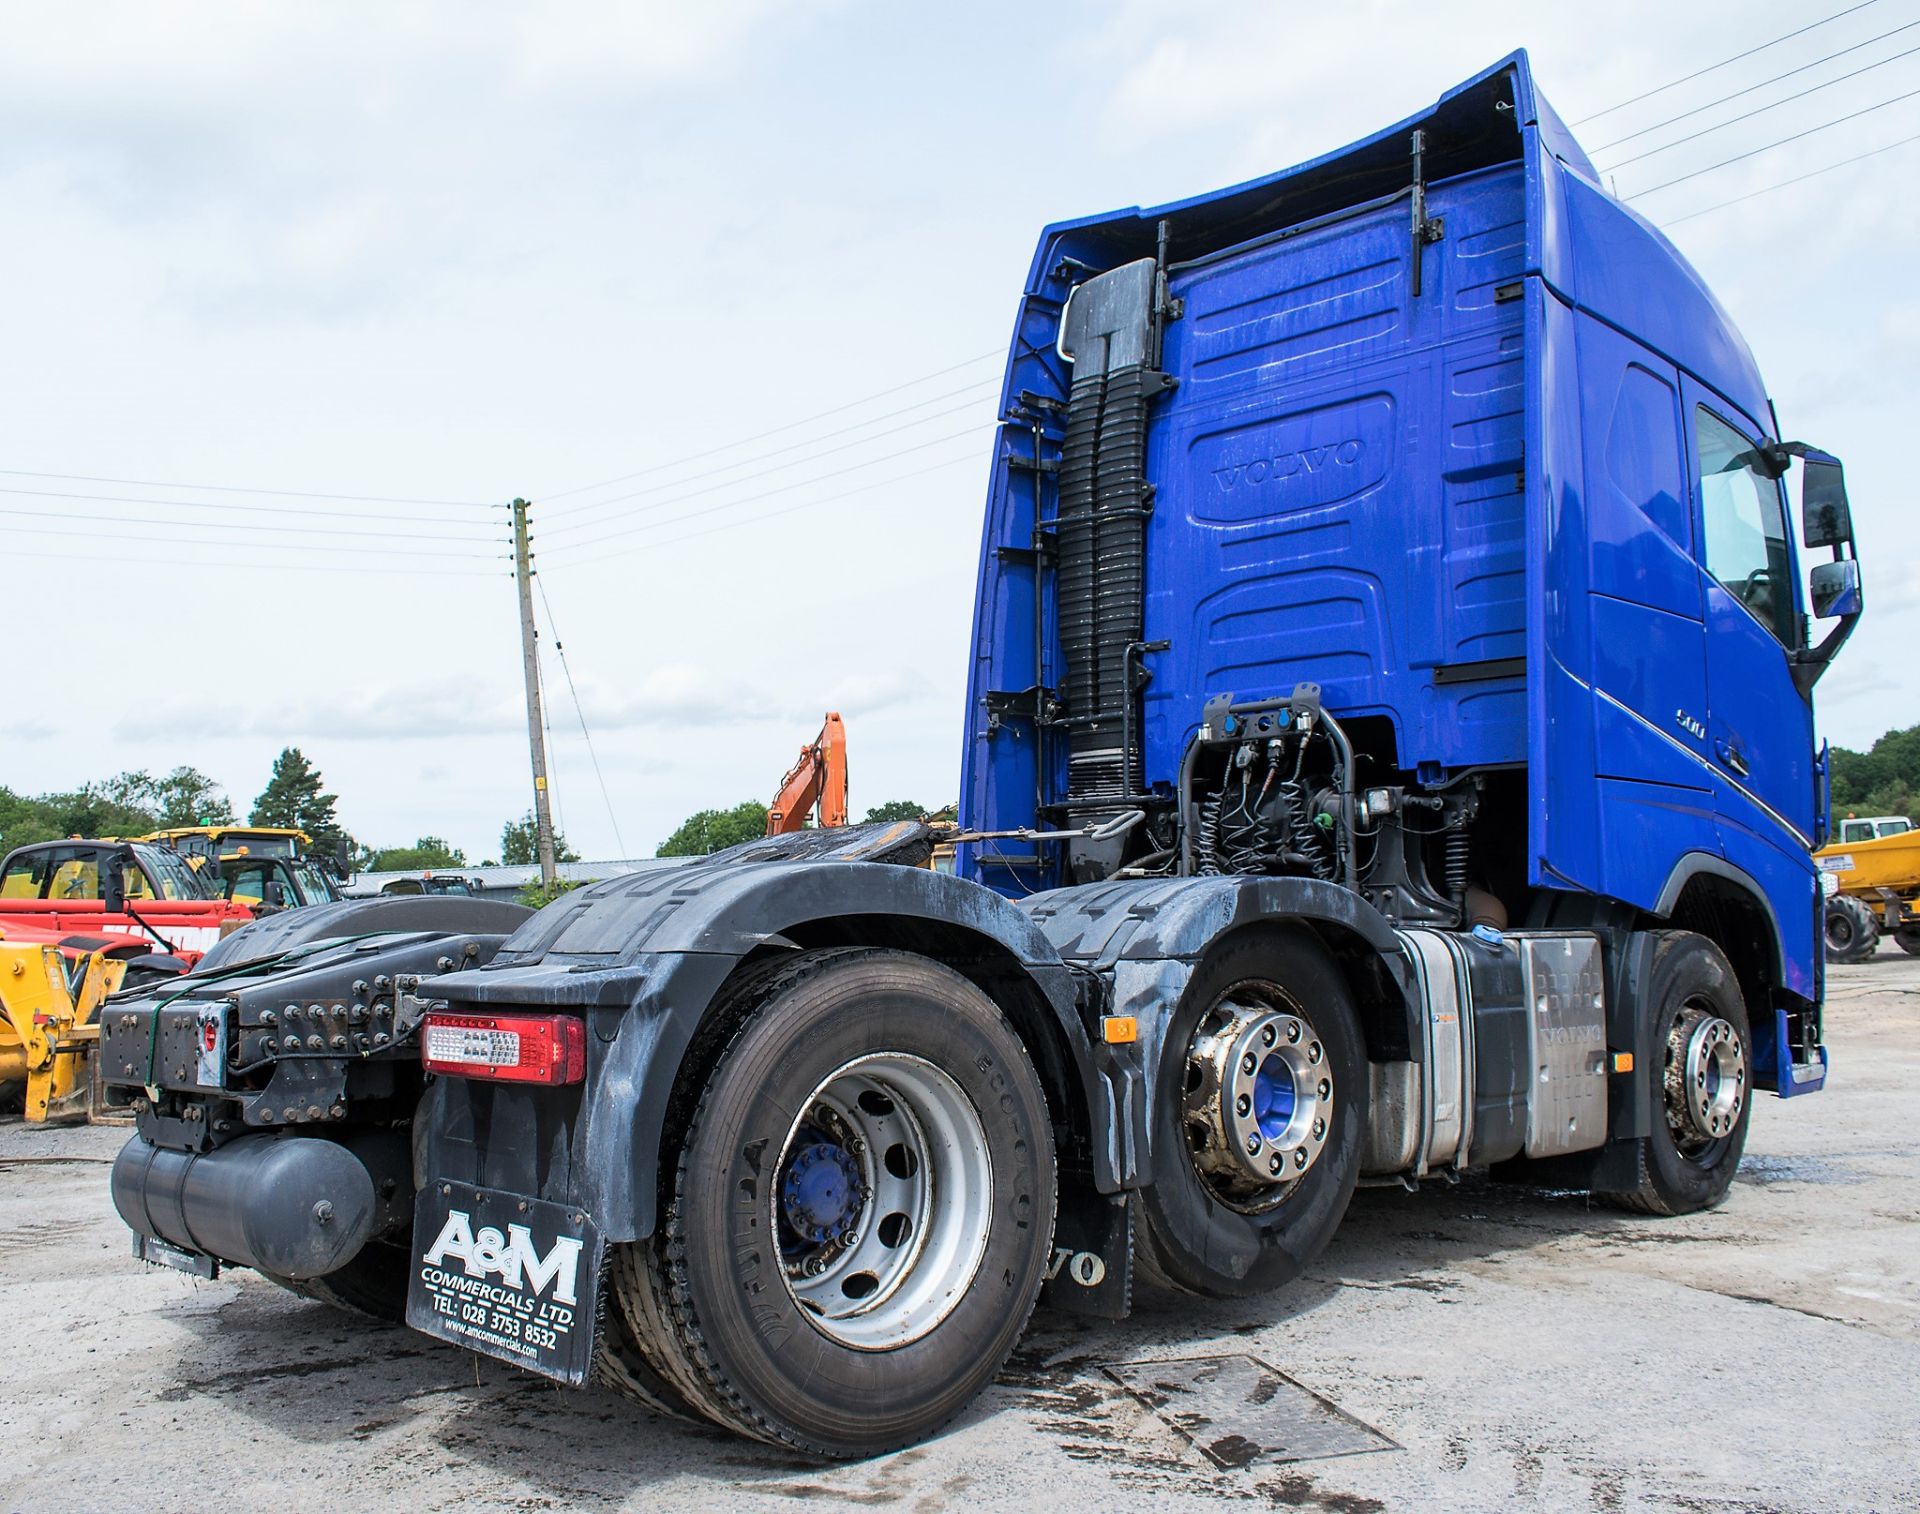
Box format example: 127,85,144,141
1057,257,1165,824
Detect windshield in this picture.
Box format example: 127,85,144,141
290,861,339,903
139,844,217,900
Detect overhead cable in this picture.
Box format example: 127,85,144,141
1663,127,1920,221
537,346,1003,505
1599,38,1920,170
535,575,628,858
1630,83,1920,194
0,483,507,532
0,465,495,508
539,422,995,557
537,376,999,530
1573,1,1881,124
540,394,998,539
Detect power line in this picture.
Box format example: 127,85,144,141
1630,83,1920,194
0,502,510,550
536,346,1003,505
5,520,507,562
1573,1,1882,124
5,544,506,577
536,376,1000,529
540,421,995,558
1599,38,1920,171
534,574,627,857
1662,127,1920,222
542,447,984,570
1591,18,1920,153
0,483,508,532
540,392,999,540
0,465,495,508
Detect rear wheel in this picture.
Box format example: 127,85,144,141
1135,928,1366,1298
1600,931,1753,1217
602,948,1056,1458
263,1237,410,1321
1824,895,1877,963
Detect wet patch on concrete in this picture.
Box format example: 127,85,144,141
1103,1354,1397,1470
1736,1153,1868,1187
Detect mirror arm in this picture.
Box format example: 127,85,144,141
1791,609,1860,697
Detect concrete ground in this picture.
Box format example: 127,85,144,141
5,952,1917,1514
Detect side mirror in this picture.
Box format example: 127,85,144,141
1800,455,1852,548
1809,559,1863,620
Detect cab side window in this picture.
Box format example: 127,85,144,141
1695,407,1795,647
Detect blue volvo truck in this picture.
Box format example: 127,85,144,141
102,53,1862,1458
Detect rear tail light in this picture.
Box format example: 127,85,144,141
421,1010,586,1085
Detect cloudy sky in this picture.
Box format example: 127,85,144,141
5,1,1914,859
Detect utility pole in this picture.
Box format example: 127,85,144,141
511,498,559,891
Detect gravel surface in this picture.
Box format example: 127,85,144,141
5,952,1916,1512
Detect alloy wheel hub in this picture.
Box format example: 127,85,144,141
1665,1006,1746,1146
1185,993,1333,1203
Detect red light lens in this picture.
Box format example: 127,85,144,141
420,1011,586,1085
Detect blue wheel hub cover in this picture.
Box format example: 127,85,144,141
780,1139,863,1244
1253,1055,1298,1141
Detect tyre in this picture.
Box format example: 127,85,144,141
1134,927,1366,1299
1599,931,1753,1217
1895,924,1920,957
263,1237,411,1321
603,947,1056,1458
1824,895,1877,963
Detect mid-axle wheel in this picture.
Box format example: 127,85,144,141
1137,929,1365,1298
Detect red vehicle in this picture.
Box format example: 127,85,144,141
0,840,254,966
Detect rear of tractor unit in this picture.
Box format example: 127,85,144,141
102,52,1857,1459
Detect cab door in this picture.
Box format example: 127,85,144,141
1684,390,1819,999
1685,396,1814,842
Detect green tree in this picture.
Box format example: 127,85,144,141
369,836,467,871
1829,724,1920,819
251,747,355,872
104,766,235,828
501,811,581,866
656,801,768,857
861,800,924,824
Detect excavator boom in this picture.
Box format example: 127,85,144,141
766,712,849,834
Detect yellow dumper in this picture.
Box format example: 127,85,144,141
1816,819,1920,962
0,932,129,1122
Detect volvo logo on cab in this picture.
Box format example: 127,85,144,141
1212,438,1363,491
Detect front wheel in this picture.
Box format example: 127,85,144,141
1135,928,1366,1298
603,948,1056,1458
1600,931,1753,1217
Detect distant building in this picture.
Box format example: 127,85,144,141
341,856,688,901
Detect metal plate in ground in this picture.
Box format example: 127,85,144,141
1102,1354,1396,1468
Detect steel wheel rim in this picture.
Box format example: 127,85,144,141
1182,981,1333,1213
772,1052,992,1351
1664,1001,1746,1155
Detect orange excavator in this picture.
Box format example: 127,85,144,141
767,712,849,834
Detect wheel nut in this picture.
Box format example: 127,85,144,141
1261,1025,1277,1047
1268,1154,1283,1175
1318,1078,1331,1100
1245,1133,1261,1154
1294,1149,1308,1169
1308,1042,1322,1064
1313,1117,1325,1139
1236,1094,1252,1117
1288,1022,1302,1043
1242,1053,1258,1075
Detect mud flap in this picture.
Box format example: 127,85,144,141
1039,1187,1133,1320
406,1179,603,1385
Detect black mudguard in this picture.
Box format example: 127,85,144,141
1018,875,1416,1190
416,851,1117,1243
